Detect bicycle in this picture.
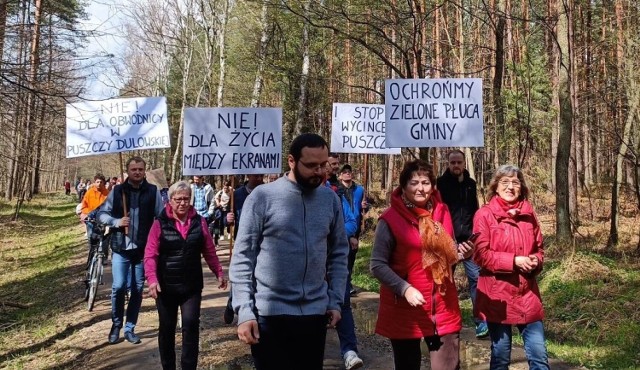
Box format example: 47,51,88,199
84,218,110,311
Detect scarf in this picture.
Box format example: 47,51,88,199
495,196,523,217
403,195,458,296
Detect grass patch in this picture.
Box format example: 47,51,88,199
540,252,640,369
0,193,87,367
351,238,380,293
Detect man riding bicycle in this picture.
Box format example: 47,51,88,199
80,174,110,245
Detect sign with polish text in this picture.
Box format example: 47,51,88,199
384,78,484,148
183,107,282,175
330,103,401,155
66,97,170,158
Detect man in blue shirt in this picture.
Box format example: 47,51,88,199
190,175,215,220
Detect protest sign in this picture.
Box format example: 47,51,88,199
384,78,484,148
330,103,401,155
66,97,170,158
183,107,282,175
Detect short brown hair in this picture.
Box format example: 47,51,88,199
126,156,146,169
399,160,436,189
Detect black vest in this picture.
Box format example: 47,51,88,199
157,210,205,296
110,179,157,255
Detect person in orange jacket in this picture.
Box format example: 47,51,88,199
80,174,110,237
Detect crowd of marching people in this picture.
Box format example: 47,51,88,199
71,133,548,370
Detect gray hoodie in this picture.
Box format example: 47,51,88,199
230,175,349,324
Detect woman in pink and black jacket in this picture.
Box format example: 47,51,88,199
473,165,549,370
145,181,227,370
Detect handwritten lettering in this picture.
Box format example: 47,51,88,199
232,152,281,170
409,122,457,141
183,153,226,170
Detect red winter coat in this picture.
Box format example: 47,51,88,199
472,197,544,324
375,187,462,339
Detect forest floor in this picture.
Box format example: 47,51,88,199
0,192,633,369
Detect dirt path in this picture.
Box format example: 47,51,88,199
58,239,584,370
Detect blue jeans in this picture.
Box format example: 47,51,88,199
111,250,144,333
454,258,482,325
85,221,94,239
336,277,358,356
488,321,550,370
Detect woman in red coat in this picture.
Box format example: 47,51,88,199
371,160,473,370
473,165,549,369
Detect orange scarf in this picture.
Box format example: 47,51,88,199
409,205,458,296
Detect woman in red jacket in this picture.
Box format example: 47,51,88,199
473,165,549,369
371,160,473,370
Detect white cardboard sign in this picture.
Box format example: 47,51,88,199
183,107,282,175
330,103,401,154
66,96,170,158
385,78,484,148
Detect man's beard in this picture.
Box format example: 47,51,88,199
294,166,323,190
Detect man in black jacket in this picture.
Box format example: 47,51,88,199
98,156,164,345
437,149,488,338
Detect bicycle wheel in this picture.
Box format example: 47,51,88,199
84,268,91,301
87,257,100,311
84,252,94,301
84,242,96,301
97,256,104,285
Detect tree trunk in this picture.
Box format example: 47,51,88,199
250,0,270,107
568,0,579,225
493,12,506,168
608,9,635,249
216,0,230,107
169,6,196,183
294,0,311,136
548,0,559,188
608,89,636,249
555,0,573,241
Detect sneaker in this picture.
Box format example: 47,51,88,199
344,350,364,370
124,331,141,344
349,288,358,297
108,324,121,344
475,322,489,338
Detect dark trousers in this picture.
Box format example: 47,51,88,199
390,333,460,370
251,315,327,370
156,291,202,370
347,247,357,292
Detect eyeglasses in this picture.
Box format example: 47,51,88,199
298,160,328,172
499,180,521,188
171,197,190,204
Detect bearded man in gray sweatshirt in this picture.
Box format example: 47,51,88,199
229,133,349,370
